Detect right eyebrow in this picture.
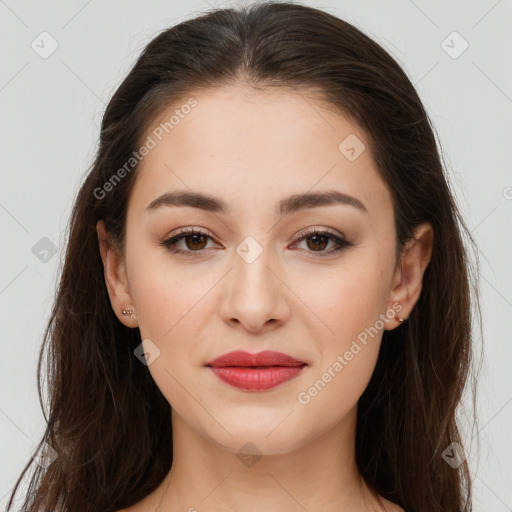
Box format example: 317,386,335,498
146,190,228,214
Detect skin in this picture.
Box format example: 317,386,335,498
97,83,433,512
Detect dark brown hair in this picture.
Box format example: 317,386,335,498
7,2,482,511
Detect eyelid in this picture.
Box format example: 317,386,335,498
291,227,353,258
170,226,214,238
293,226,346,242
159,226,218,257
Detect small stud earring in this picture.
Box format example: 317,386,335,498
122,309,134,316
395,314,405,323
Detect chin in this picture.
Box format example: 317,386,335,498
202,412,313,456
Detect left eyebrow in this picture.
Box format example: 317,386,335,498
145,189,369,216
277,190,368,217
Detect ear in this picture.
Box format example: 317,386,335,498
385,221,434,329
96,219,138,328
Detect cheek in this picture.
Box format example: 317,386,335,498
126,253,220,411
296,256,392,342
292,254,393,420
295,339,380,434
128,264,210,414
294,268,388,409
127,243,213,339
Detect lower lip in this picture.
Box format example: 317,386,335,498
208,365,306,390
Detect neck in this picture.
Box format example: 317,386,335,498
149,406,385,512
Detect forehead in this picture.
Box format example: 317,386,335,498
129,84,392,219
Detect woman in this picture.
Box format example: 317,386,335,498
7,2,480,511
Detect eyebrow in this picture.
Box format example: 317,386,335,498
145,189,368,217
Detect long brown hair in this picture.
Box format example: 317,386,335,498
7,2,482,511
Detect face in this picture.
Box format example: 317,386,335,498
98,84,432,456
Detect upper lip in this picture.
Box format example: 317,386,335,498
205,350,307,368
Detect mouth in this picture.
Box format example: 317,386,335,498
205,350,308,391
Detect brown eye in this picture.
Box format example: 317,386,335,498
184,234,208,250
160,228,216,257
294,229,353,257
305,233,329,251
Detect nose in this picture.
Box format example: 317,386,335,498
219,244,291,334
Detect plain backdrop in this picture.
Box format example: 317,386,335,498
1,0,511,510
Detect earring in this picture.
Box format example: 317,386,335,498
122,309,134,316
395,314,406,323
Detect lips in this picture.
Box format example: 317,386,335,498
206,350,306,368
205,350,307,391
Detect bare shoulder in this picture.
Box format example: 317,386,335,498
379,496,406,512
116,495,404,512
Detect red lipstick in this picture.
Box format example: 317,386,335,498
205,350,307,391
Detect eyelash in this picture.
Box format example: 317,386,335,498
159,227,354,258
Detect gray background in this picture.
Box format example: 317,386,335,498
1,0,511,509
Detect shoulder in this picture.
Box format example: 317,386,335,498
379,496,406,512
